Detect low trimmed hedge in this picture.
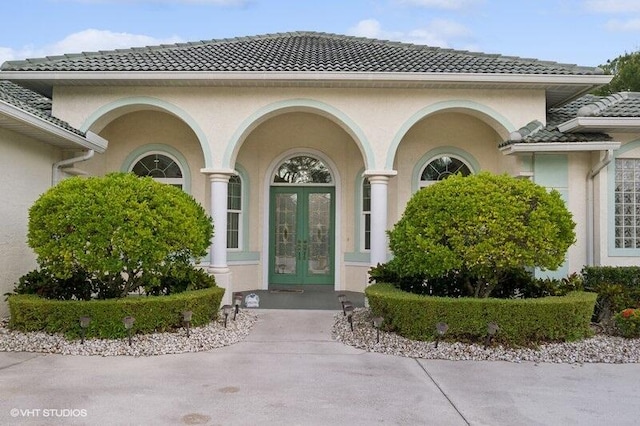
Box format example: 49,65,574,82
365,283,597,346
7,286,224,339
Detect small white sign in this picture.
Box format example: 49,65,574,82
245,293,260,308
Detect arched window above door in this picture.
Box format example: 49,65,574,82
273,156,333,184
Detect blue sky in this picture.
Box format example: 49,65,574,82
1,0,638,68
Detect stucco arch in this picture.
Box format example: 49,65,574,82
223,98,373,170
385,100,516,169
79,96,212,168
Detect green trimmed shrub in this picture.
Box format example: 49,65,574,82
11,268,94,300
365,283,596,346
387,172,576,298
614,308,640,338
27,172,213,298
582,266,640,322
7,287,224,339
142,263,217,296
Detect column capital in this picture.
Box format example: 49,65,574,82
200,168,236,182
363,170,397,184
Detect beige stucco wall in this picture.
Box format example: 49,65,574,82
392,111,509,213
52,86,544,171
0,128,60,317
80,110,208,206
47,84,548,294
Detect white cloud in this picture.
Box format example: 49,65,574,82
49,29,183,53
605,18,640,31
0,29,183,65
584,0,640,13
348,18,472,48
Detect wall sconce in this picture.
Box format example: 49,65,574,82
372,316,384,343
222,305,232,328
182,310,193,338
435,322,449,348
79,316,91,345
485,322,499,349
345,305,354,331
123,316,135,346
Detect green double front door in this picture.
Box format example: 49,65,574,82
269,186,335,285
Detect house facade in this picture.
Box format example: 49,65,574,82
1,32,639,310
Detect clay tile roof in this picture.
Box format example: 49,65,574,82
0,31,603,76
0,80,85,136
501,94,619,146
576,92,640,118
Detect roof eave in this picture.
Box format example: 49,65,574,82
500,141,621,155
0,69,611,83
0,70,611,100
557,117,640,133
0,100,108,152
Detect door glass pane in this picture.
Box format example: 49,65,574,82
307,192,331,275
274,193,297,275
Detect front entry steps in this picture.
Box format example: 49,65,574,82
234,286,365,310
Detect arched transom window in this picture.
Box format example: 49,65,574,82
420,155,472,187
131,153,184,188
273,156,333,185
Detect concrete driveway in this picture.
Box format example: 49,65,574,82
1,310,638,425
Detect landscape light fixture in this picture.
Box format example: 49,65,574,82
222,305,232,328
182,310,193,338
345,305,355,332
123,316,135,346
233,294,243,320
79,316,91,345
485,322,499,349
337,294,347,314
372,316,384,343
342,300,353,317
435,322,449,348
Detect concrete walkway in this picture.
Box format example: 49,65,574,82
1,310,638,425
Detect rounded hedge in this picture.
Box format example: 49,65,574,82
27,172,213,297
365,283,597,346
7,287,224,339
388,172,576,298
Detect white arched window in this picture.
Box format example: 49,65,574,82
130,152,184,189
419,155,472,188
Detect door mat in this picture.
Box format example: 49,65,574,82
269,289,304,294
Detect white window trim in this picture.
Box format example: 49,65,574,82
122,144,191,193
361,177,371,252
419,154,473,188
227,174,243,251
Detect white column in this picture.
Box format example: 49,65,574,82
201,169,235,305
363,171,397,267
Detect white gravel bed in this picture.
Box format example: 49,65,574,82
0,311,257,357
332,308,640,364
